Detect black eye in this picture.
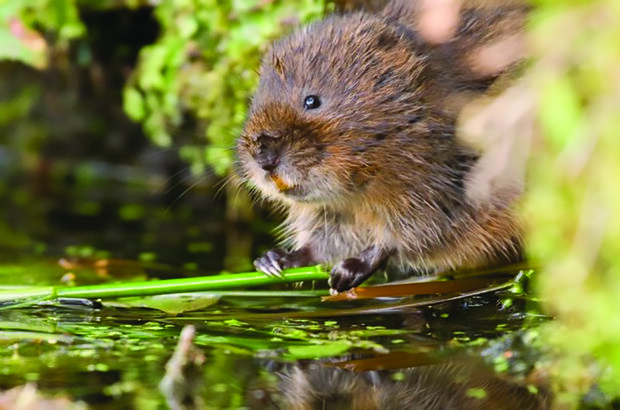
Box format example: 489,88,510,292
304,95,321,110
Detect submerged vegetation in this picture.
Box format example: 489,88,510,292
0,0,619,408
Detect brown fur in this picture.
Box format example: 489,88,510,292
237,0,526,290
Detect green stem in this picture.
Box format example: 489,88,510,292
0,266,329,305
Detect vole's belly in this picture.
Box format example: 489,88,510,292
309,233,470,274
287,206,403,266
287,206,478,272
304,227,442,272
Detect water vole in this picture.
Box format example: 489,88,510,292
237,0,525,292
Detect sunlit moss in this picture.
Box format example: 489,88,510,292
125,0,327,176
526,0,620,403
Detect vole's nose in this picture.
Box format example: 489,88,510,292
255,133,281,172
256,148,280,172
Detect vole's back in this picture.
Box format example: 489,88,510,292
383,0,527,108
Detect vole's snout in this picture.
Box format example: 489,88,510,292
255,133,281,172
256,147,279,172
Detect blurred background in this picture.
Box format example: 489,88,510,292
0,0,340,275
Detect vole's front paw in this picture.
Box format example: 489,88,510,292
254,247,315,279
254,248,288,278
329,258,373,293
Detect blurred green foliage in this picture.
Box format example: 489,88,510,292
0,0,85,68
0,0,326,177
0,0,84,164
123,0,327,176
526,0,620,404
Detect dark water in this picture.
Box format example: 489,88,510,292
0,161,550,409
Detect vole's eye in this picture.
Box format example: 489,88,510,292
304,95,321,110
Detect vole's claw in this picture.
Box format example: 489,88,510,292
254,249,286,279
254,259,282,278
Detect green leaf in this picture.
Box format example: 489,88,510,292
122,88,146,121
110,293,221,314
284,341,351,359
0,22,47,68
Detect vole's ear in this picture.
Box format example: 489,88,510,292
271,52,286,79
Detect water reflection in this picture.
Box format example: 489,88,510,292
252,360,549,410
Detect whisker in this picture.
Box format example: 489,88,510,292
213,175,236,200
150,167,192,196
164,174,210,212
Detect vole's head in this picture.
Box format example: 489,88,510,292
237,13,428,206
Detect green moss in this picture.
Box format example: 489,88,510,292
526,0,620,403
125,0,327,176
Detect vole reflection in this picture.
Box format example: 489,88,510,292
250,360,549,410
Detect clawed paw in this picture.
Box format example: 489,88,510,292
329,257,372,293
254,247,314,279
254,249,287,278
